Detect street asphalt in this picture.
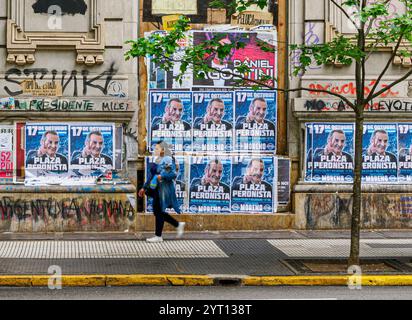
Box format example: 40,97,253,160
1,286,412,300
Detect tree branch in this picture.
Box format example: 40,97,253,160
364,42,379,61
330,0,359,30
360,1,366,107
364,18,375,38
196,63,356,110
364,0,391,37
365,31,404,103
369,67,412,101
154,45,356,110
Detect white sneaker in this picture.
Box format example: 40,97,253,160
177,222,186,238
146,236,163,243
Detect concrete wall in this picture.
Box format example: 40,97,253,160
0,185,136,232
295,185,412,229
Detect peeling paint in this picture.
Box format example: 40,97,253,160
300,193,412,229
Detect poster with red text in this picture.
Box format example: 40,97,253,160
192,31,277,88
0,126,14,183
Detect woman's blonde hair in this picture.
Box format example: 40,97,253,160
155,141,174,164
157,141,173,156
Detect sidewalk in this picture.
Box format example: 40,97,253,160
0,230,411,286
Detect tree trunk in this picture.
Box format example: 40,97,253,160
349,8,366,267
349,107,364,266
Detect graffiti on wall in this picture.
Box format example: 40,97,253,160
307,80,400,98
32,0,88,15
2,98,132,112
291,22,323,76
4,63,119,97
304,193,411,229
0,98,131,112
400,196,412,216
0,196,135,231
304,194,352,229
300,99,412,112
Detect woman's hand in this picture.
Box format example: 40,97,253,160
138,188,145,198
157,175,162,182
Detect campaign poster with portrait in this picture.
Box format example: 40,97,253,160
231,156,276,213
305,123,313,182
192,31,276,88
192,91,234,153
146,31,193,89
362,123,398,183
189,156,231,213
311,123,354,183
145,156,187,213
69,124,115,171
25,123,69,177
149,90,192,153
0,126,14,182
397,123,412,182
234,90,277,152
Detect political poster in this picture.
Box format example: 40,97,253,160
362,123,398,183
310,123,354,183
192,31,276,88
397,124,412,182
192,91,234,153
277,157,290,205
234,90,277,152
231,156,276,213
145,156,187,213
69,124,115,172
189,156,231,213
25,123,69,178
305,123,313,182
146,31,193,89
149,90,192,153
0,126,14,182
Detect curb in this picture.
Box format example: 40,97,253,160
0,275,412,287
242,275,412,286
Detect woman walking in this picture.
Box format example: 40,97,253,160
138,141,185,243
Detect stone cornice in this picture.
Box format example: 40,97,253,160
6,0,105,66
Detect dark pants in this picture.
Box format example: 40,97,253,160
152,189,179,237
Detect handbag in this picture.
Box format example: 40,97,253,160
144,163,159,198
144,184,158,198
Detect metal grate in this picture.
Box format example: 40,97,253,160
0,241,228,259
267,239,412,258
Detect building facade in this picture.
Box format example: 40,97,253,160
2,0,409,233
136,0,295,231
289,0,412,229
0,0,139,232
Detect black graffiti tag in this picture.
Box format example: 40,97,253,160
4,63,117,97
0,197,134,223
32,0,88,15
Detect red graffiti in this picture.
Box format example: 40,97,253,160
308,80,399,98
